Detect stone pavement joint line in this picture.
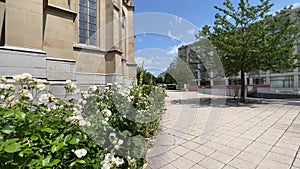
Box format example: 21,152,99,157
147,91,300,169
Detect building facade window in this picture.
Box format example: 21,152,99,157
270,76,294,88
78,0,97,46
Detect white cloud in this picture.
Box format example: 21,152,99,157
167,43,185,55
292,2,300,9
135,56,153,65
187,29,196,35
168,30,177,40
226,15,232,20
175,16,182,24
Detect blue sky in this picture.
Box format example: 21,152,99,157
133,0,300,76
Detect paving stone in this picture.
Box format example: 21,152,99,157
265,152,294,165
210,151,234,164
195,145,216,156
294,159,300,168
257,158,290,169
147,92,300,169
228,157,257,169
198,157,225,169
271,146,298,157
222,165,238,169
204,142,225,150
181,141,200,150
161,164,178,169
218,146,241,156
291,167,300,169
148,156,169,169
172,145,190,156
237,151,264,164
184,151,206,163
244,142,272,157
226,140,249,150
276,141,300,151
190,164,207,169
172,157,195,169
159,151,181,163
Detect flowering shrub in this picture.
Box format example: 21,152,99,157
0,73,166,168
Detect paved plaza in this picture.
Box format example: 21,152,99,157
147,91,300,169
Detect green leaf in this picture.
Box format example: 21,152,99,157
51,145,57,153
70,161,77,167
59,100,64,105
48,159,61,167
42,155,52,166
3,110,14,118
41,128,54,134
15,111,26,120
122,130,132,137
19,149,33,157
64,134,72,143
30,135,38,141
4,143,21,153
3,138,19,146
69,138,80,145
1,126,15,134
77,159,85,164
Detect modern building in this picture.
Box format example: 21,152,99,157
179,7,300,93
178,41,210,86
0,0,136,95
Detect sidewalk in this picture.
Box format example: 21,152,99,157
147,91,300,169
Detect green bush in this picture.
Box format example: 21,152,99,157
0,73,165,169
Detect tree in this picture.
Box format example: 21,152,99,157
164,73,176,84
136,66,157,85
200,0,300,102
167,57,195,88
155,76,164,84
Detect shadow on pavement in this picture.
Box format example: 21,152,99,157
170,97,266,108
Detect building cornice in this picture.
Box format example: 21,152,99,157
44,0,77,20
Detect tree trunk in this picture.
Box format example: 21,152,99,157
240,70,246,102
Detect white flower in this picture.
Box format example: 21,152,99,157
65,80,78,93
114,145,120,150
0,76,6,83
12,74,22,82
109,133,116,138
101,163,112,169
0,83,4,89
36,83,46,91
68,115,84,121
114,157,124,167
38,94,49,105
89,85,97,92
21,89,33,100
4,84,15,91
118,139,124,145
21,73,32,80
13,73,32,82
0,95,4,100
79,120,91,126
127,156,136,164
74,149,87,158
6,95,15,102
102,120,108,126
103,109,112,117
104,153,112,161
